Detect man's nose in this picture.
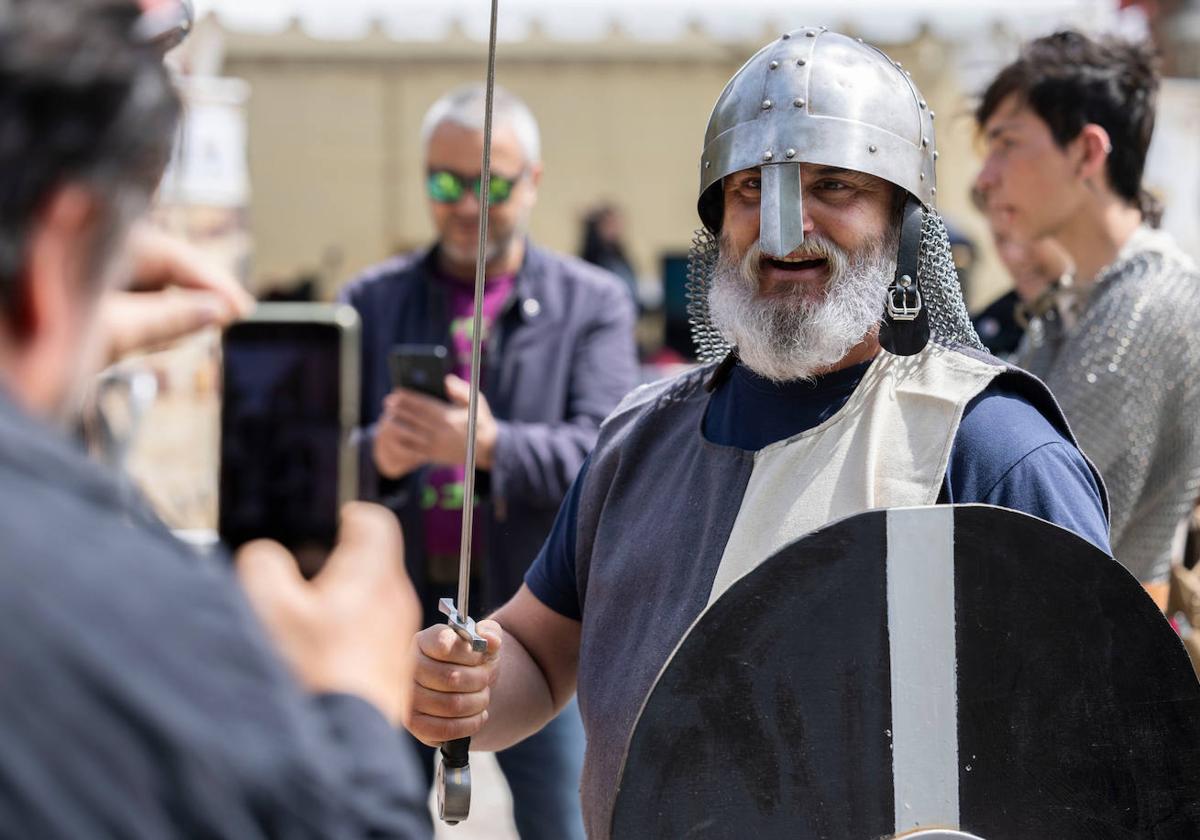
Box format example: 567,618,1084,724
452,190,482,217
797,194,816,236
974,157,999,199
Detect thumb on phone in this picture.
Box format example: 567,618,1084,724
444,374,471,407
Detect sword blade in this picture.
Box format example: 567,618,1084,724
456,0,501,624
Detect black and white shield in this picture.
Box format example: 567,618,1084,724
610,505,1200,839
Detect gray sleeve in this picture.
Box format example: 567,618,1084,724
491,281,638,507
0,532,431,839
312,693,433,838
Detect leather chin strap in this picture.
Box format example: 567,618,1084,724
878,196,930,357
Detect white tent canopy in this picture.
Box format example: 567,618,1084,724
193,0,1138,44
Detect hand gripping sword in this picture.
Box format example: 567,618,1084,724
434,0,501,825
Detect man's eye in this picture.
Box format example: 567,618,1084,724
817,180,848,191
746,179,761,190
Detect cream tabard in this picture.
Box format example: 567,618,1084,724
706,344,1002,607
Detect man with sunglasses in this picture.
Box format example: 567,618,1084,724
339,83,637,840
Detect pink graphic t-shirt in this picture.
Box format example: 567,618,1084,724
421,273,515,574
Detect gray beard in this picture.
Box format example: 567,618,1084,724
439,206,532,271
707,232,898,383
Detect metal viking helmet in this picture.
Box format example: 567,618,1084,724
687,28,983,362
697,28,935,253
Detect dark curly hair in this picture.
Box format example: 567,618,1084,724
976,30,1162,225
0,0,181,315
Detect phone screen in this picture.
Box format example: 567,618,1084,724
219,320,346,574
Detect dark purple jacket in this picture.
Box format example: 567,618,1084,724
338,242,638,613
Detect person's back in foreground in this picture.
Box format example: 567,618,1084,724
0,1,428,835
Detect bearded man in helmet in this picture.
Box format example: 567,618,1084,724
403,29,1111,837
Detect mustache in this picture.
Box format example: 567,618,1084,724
767,238,839,262
719,234,851,288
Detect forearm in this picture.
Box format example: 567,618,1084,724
471,615,570,751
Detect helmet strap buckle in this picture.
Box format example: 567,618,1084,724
879,196,930,356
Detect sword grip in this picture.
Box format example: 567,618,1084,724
441,736,471,769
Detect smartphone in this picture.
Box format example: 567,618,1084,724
389,344,450,401
218,303,360,577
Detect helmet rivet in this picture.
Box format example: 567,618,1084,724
921,137,929,147
782,33,791,40
806,30,816,37
769,60,779,70
762,99,773,110
919,100,927,109
868,144,878,153
900,275,913,288
704,160,711,169
797,58,806,66
763,150,774,161
920,172,926,180
932,150,939,161
929,110,936,120
793,97,806,108
931,187,937,196
856,37,864,43
785,148,796,158
895,61,903,68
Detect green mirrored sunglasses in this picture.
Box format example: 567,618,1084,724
426,169,523,205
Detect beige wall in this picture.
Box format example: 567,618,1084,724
213,23,1007,309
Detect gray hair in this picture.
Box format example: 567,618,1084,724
420,83,541,164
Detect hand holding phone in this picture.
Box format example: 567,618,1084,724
376,370,499,474
236,502,418,725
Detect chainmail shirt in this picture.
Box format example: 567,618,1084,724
1019,226,1200,582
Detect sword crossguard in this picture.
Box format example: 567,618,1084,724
439,597,489,653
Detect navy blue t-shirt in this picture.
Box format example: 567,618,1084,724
526,361,1111,621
